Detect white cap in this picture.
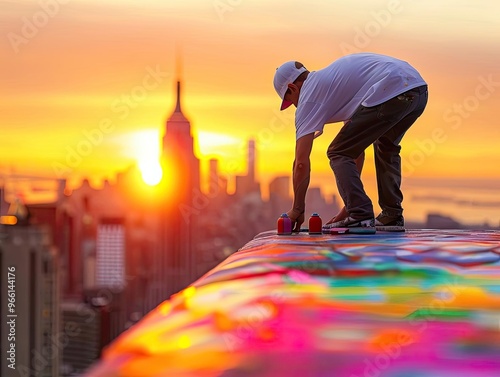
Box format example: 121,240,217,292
273,61,307,110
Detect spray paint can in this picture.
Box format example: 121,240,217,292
308,213,322,234
277,213,292,235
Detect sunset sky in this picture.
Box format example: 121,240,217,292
1,0,500,202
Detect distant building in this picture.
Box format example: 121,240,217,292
305,187,324,217
426,213,462,229
0,186,9,215
268,176,292,221
62,174,161,374
234,139,260,197
269,176,290,200
248,139,256,183
208,158,228,196
0,225,60,377
95,218,126,289
158,79,202,296
59,301,104,377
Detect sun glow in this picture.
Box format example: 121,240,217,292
139,159,163,186
196,131,241,156
133,130,163,186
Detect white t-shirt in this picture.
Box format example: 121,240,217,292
295,53,427,140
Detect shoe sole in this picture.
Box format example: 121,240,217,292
349,227,376,234
322,227,376,235
322,227,350,234
376,225,405,232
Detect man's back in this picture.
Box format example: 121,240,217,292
295,53,426,139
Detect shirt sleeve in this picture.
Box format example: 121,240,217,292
295,102,327,140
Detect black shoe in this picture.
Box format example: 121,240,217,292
375,214,405,232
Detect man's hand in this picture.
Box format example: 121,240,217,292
326,206,348,225
287,209,304,232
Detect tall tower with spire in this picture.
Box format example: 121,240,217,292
159,77,201,297
162,80,199,185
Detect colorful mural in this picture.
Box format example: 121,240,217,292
86,230,500,377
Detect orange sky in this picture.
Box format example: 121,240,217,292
1,0,500,199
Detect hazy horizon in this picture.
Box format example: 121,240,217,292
1,0,500,224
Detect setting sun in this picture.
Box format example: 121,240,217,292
139,158,163,186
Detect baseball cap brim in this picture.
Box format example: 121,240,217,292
280,99,293,111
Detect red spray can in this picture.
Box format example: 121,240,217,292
277,213,292,235
308,213,322,234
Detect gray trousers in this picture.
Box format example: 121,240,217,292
327,85,428,220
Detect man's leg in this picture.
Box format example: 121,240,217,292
374,86,428,219
327,100,412,220
327,85,428,220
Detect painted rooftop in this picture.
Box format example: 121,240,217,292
85,229,500,377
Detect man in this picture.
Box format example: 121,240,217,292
273,53,428,233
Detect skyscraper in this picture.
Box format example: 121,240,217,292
159,79,201,297
1,225,60,377
235,139,260,197
269,176,292,222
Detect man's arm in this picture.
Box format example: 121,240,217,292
288,133,314,231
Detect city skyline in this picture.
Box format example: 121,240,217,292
1,74,498,226
2,1,500,192
2,1,500,228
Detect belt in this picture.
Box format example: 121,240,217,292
408,85,428,94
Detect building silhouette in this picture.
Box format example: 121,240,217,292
235,139,260,197
208,158,228,196
0,225,60,377
269,176,292,219
158,79,202,297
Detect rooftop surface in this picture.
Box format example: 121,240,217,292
86,229,500,377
